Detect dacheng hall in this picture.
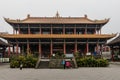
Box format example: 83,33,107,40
1,12,115,58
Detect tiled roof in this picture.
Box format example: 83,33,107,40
0,34,116,39
108,34,120,45
4,14,109,24
0,39,9,46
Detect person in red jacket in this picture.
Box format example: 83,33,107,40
66,61,71,68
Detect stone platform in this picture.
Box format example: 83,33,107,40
0,63,120,80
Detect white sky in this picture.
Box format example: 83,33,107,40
0,0,119,34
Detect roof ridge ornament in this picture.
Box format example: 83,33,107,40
55,11,60,18
84,14,87,18
27,14,30,18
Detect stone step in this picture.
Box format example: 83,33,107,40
38,61,49,69
36,58,76,69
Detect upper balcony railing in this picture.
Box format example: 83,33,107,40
13,27,101,35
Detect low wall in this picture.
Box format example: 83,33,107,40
0,58,9,63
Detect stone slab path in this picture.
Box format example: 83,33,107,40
0,63,120,80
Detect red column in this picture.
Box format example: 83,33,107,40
100,29,101,34
39,24,41,34
39,43,41,57
8,46,10,57
28,27,30,34
27,43,30,54
111,46,114,61
74,40,77,53
50,42,53,55
94,28,96,34
63,26,65,34
74,27,76,34
28,24,31,34
18,27,20,34
86,42,89,53
98,29,101,34
63,42,66,54
16,43,19,54
97,30,99,34
12,46,14,53
16,30,17,34
84,28,87,34
96,43,99,51
19,46,21,54
40,27,41,34
51,25,53,34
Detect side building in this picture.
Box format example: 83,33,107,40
0,38,9,62
1,12,115,58
108,34,120,61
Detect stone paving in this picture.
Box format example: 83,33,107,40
0,63,120,80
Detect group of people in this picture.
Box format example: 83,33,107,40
62,59,72,69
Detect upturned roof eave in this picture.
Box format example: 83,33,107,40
107,34,120,45
1,34,116,39
4,17,109,24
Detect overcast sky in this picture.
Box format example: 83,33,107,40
0,0,119,34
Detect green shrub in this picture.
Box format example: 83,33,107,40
97,59,109,67
25,56,38,68
9,55,18,62
10,54,38,68
18,55,26,63
10,60,19,68
76,57,109,67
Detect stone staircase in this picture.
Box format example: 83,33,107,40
49,58,77,69
36,59,50,69
35,57,77,69
38,61,49,68
49,59,63,69
73,56,78,68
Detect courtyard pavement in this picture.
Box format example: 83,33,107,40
0,63,120,80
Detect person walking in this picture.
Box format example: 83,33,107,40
62,59,65,69
20,62,23,70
